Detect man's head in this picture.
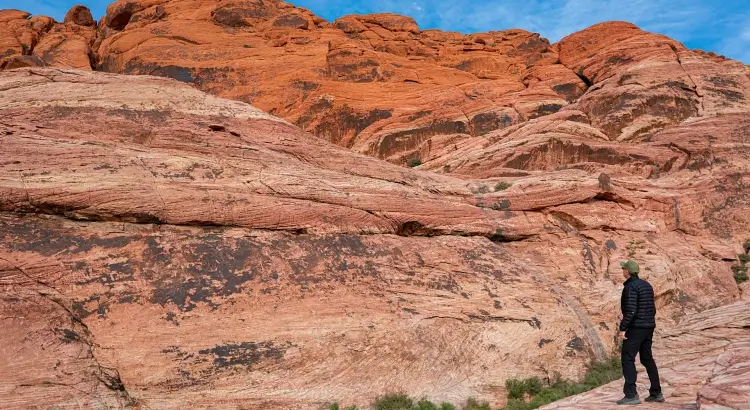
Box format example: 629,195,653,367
620,260,639,280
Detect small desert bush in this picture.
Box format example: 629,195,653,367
462,398,491,410
500,357,622,410
732,265,749,283
494,182,511,191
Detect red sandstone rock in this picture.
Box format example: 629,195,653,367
0,55,45,69
0,67,747,409
83,0,583,163
33,22,97,70
64,5,95,26
1,1,750,408
0,10,54,67
0,7,97,71
555,21,750,141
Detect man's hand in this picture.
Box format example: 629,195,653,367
620,331,627,340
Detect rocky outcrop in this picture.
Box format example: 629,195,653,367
4,3,748,166
0,0,588,164
0,7,97,71
1,67,744,409
64,5,96,26
542,299,750,409
1,1,750,408
0,10,54,69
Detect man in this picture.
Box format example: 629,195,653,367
616,260,664,405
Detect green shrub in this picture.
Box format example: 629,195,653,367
505,378,527,400
743,239,750,252
408,159,422,167
525,377,543,396
374,393,414,410
330,404,340,410
494,182,511,191
415,399,438,410
739,253,750,264
439,403,456,410
462,398,491,410
501,399,533,410
505,377,543,400
733,265,749,283
500,358,622,410
582,356,622,386
626,240,645,258
21,43,29,54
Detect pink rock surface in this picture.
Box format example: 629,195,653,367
0,2,749,408
0,66,747,409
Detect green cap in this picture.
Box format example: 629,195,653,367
620,260,639,274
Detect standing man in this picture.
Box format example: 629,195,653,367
616,260,664,405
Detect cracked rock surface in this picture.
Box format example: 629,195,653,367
0,67,748,409
1,2,750,407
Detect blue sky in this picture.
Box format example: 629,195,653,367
4,0,749,63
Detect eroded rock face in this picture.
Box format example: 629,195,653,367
0,6,98,71
4,2,747,166
1,2,750,408
67,0,579,163
0,68,744,409
64,5,96,26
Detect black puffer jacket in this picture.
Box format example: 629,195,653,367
619,275,656,330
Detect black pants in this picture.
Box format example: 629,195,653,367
622,327,661,398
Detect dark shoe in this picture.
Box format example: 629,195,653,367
617,396,641,405
645,393,665,402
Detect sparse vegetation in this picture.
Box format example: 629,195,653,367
506,377,542,400
626,239,645,259
475,185,490,194
371,393,460,410
328,395,481,410
329,404,358,410
374,393,415,410
243,44,253,48
732,265,748,283
462,398,491,410
732,240,750,284
490,43,497,47
494,182,511,192
408,159,422,167
500,357,622,410
20,43,29,54
327,359,621,410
